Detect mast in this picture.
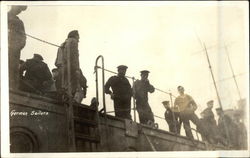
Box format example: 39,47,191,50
224,45,242,100
203,43,223,109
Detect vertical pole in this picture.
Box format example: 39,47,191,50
132,77,136,122
203,43,230,146
66,43,76,151
95,55,110,151
169,92,177,134
224,45,242,100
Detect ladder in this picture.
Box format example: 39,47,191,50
73,103,100,152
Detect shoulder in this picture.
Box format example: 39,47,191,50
107,76,117,81
185,94,193,99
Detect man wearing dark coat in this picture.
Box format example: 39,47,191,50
133,70,155,125
20,54,53,94
104,65,132,120
199,100,218,142
162,101,180,133
8,5,27,90
216,107,239,148
55,30,81,97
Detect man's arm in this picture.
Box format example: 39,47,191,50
189,95,197,111
104,77,113,94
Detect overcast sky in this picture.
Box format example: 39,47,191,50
4,1,249,132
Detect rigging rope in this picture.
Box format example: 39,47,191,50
95,66,176,98
25,33,61,48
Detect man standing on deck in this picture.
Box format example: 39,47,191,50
104,65,132,120
8,5,27,90
162,101,180,133
216,107,239,148
174,86,204,139
133,70,155,125
199,100,218,143
55,30,82,99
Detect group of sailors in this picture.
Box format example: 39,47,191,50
8,5,247,150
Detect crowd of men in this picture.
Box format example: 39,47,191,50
163,88,247,149
8,5,247,150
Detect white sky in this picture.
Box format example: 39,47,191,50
4,2,249,133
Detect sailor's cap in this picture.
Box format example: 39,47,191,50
34,54,43,60
140,70,150,74
207,100,214,105
117,65,128,70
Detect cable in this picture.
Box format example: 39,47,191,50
25,33,61,48
95,66,177,98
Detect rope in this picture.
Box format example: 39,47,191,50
25,33,61,48
95,66,176,98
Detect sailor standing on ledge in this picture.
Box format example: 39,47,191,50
104,65,132,120
133,70,155,125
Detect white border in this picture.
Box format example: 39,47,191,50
1,1,249,158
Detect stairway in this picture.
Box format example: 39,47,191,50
72,103,100,152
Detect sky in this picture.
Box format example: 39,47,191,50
3,1,249,134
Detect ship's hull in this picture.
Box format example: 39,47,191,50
9,90,225,152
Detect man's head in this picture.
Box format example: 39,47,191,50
207,100,214,108
67,30,79,41
33,54,43,61
177,85,184,95
117,65,127,77
162,101,170,109
140,70,150,81
52,68,59,79
9,5,27,15
215,107,223,116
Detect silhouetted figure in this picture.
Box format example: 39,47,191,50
162,101,180,133
199,100,218,143
20,54,53,94
234,112,247,149
216,108,239,149
133,70,155,125
104,65,132,120
55,30,81,98
8,5,27,90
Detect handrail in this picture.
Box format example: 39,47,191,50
94,55,110,151
94,55,107,115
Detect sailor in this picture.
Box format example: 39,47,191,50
199,100,219,143
162,101,180,133
174,86,204,139
133,70,155,125
8,5,27,90
19,54,53,94
234,112,247,149
216,107,239,148
55,30,84,101
104,65,132,120
197,100,220,144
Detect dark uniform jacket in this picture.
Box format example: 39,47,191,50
20,58,52,90
133,80,154,104
104,76,132,100
202,107,216,125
